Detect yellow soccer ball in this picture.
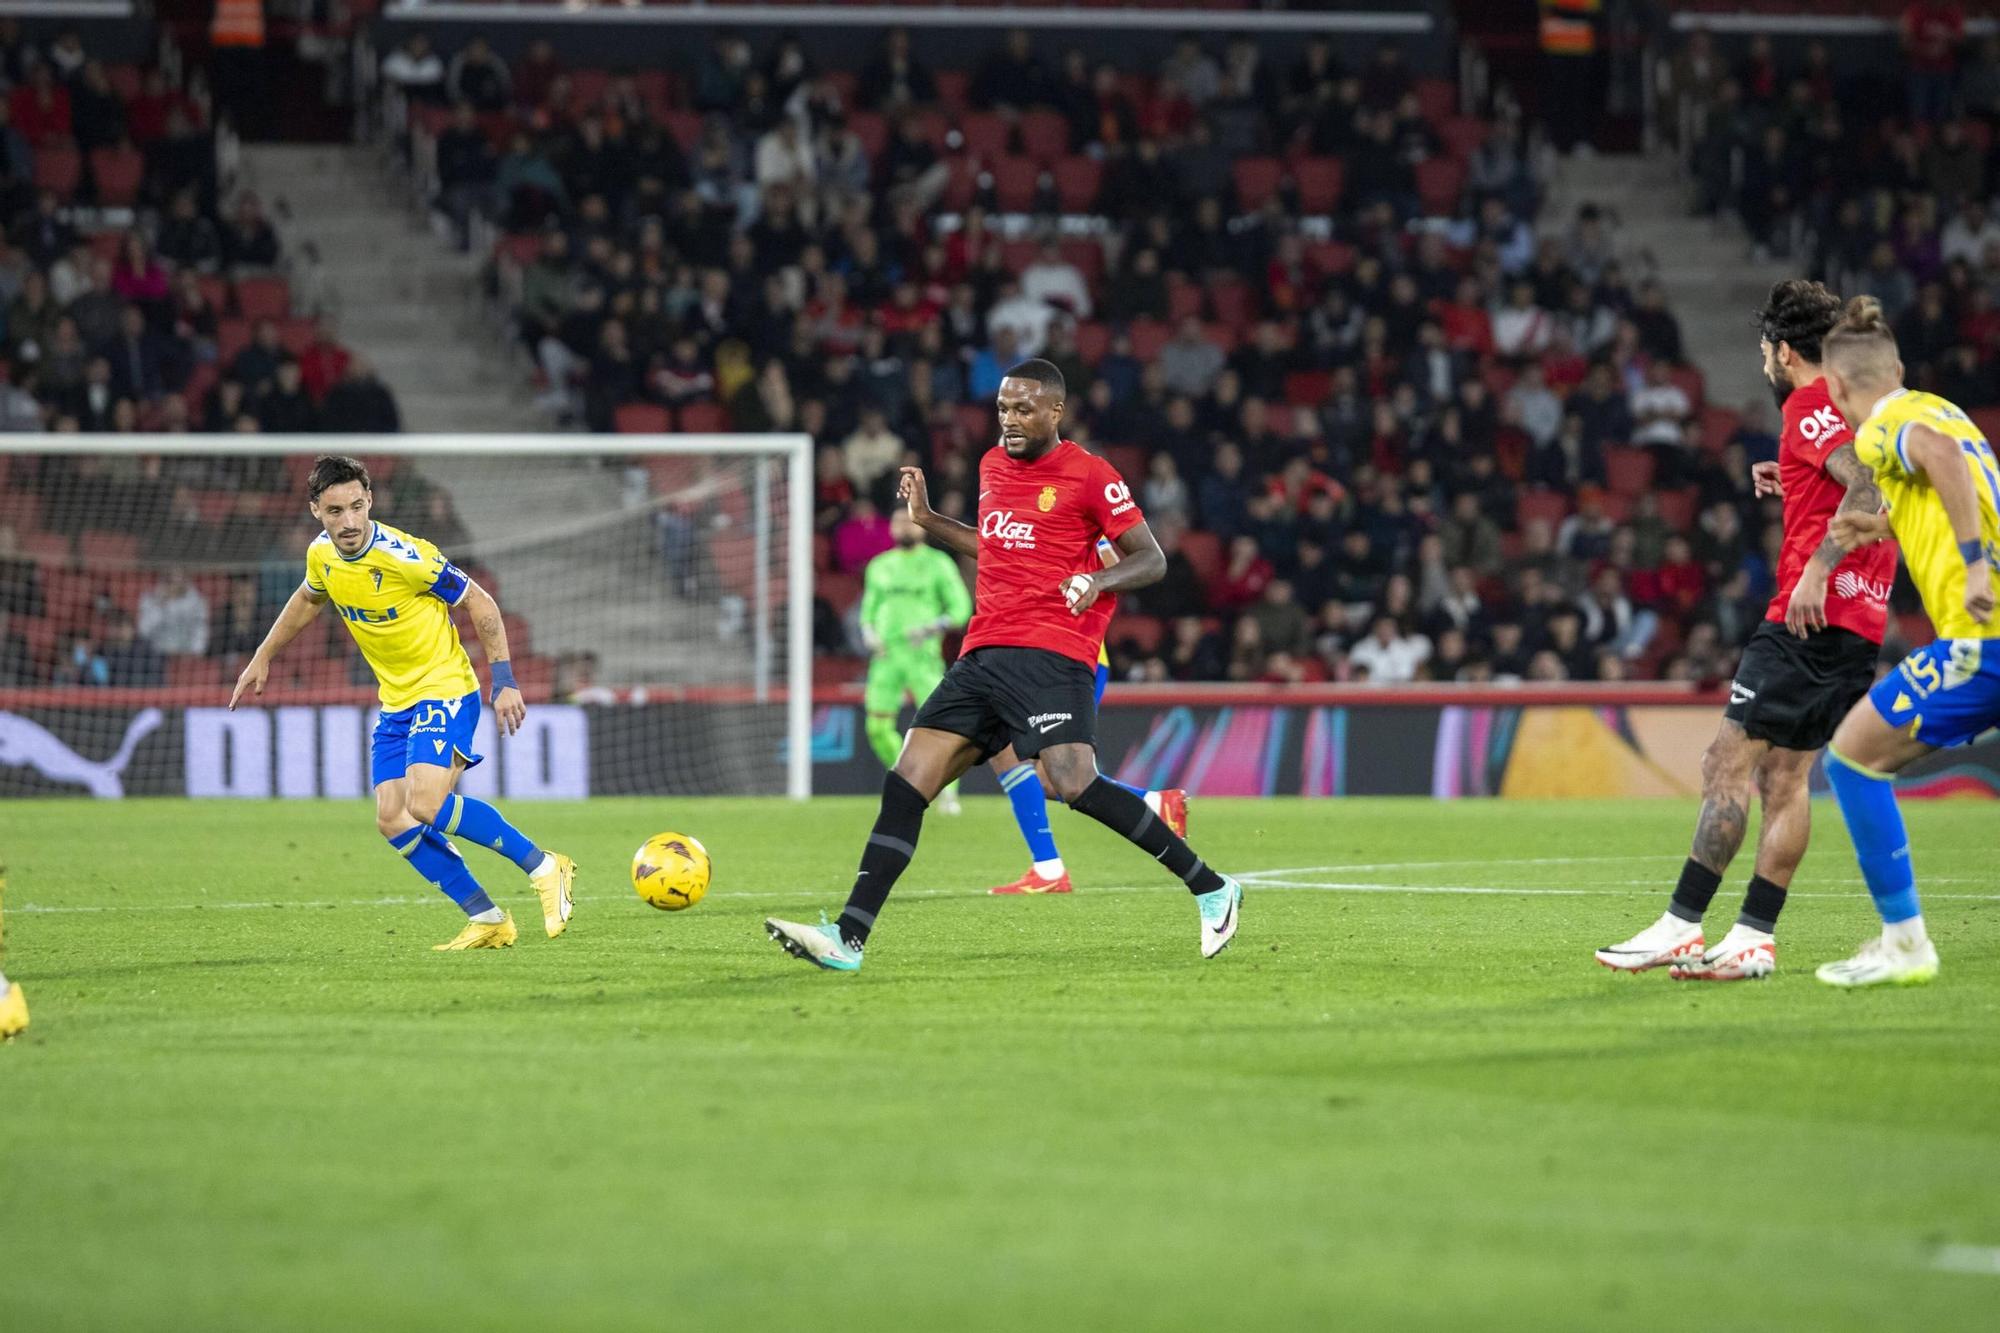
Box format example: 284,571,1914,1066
631,832,711,911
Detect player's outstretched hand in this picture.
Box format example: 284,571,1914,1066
1751,460,1784,499
494,686,527,736
1830,511,1892,550
228,656,268,710
1061,573,1099,616
1966,560,1995,625
1785,564,1829,637
898,466,932,521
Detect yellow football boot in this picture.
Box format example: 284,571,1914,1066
433,912,518,951
0,980,27,1039
529,852,577,939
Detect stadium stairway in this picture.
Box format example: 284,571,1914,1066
1541,149,1790,421
236,146,715,687
238,144,542,434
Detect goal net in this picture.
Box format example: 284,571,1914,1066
0,434,813,801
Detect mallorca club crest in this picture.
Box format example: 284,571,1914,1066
1037,485,1057,512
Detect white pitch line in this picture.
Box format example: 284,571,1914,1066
14,866,2000,916
1932,1244,2000,1276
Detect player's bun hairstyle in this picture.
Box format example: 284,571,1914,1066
1755,279,1843,363
307,454,372,501
1002,358,1066,400
1822,295,1899,373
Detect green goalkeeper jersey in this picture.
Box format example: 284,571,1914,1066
861,543,971,657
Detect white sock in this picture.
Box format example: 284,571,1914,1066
469,906,506,925
1143,791,1161,815
1884,916,1929,951
0,970,9,995
1033,859,1065,880
1659,910,1697,932
530,852,555,878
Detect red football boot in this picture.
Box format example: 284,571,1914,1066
988,867,1074,895
1157,788,1190,839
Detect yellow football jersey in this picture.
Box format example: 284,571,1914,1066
304,521,480,710
1853,388,2000,640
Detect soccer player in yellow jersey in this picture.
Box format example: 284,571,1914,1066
1814,298,2000,986
229,455,576,951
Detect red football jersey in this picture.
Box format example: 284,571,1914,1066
960,440,1144,666
1763,377,1895,643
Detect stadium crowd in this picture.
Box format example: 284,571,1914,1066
399,24,1784,686
0,26,427,689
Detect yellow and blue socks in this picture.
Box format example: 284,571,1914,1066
1825,748,1924,932
433,792,543,873
388,824,500,920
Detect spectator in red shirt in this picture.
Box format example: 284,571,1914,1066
1647,534,1707,618
298,316,351,404
1207,535,1274,612
1904,1,1966,123
9,64,71,145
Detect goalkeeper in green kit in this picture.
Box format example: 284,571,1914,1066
861,509,974,814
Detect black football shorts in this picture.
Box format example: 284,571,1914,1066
1724,620,1879,752
910,646,1099,761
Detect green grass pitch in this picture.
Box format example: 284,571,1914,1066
3,796,1998,1330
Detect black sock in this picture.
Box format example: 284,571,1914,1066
1669,858,1722,923
1068,776,1225,895
1738,874,1788,932
839,771,927,948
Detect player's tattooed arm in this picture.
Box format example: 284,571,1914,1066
898,466,980,559
1809,443,1886,567
462,581,528,733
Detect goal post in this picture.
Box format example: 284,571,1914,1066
0,433,816,801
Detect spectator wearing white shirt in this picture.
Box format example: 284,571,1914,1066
985,278,1053,357
382,34,447,108
1490,280,1552,358
1940,199,2000,267
137,571,209,657
1347,615,1431,683
1157,315,1225,397
1629,360,1696,485
755,117,818,196
1505,362,1562,446
1020,240,1093,319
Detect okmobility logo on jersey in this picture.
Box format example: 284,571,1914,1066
981,510,1037,549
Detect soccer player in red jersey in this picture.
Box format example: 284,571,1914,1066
1597,281,1896,980
765,360,1242,970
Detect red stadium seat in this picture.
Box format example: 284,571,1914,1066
78,530,141,565
1604,446,1655,497
1668,364,1706,412
818,571,863,613
1075,321,1110,366
1305,241,1356,275
1972,409,2000,444
991,156,1040,212
89,146,144,206
1103,444,1146,482
1126,318,1171,364
1437,116,1489,161
1516,490,1572,530
942,158,978,211
646,455,702,496
1166,276,1205,321
1699,405,1740,454
278,318,316,355
1052,156,1102,213
33,140,80,200
676,401,729,434
822,70,860,110
1178,530,1223,586
662,111,703,152
1283,371,1331,406
848,111,889,162
1414,157,1465,216
935,70,971,110
215,318,251,367
1018,109,1070,160
1655,486,1699,531
1207,277,1256,329
1231,156,1283,210
1292,157,1344,214
958,111,1010,161
615,403,671,435
1000,238,1039,276
1416,77,1457,126
235,276,292,322
1107,614,1164,655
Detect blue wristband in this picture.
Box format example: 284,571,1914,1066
490,660,518,699
1960,539,1986,566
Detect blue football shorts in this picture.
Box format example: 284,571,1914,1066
1868,637,2000,748
371,690,485,787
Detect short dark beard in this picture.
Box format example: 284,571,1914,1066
1008,429,1058,461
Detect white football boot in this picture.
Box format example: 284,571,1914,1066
1669,924,1776,981
1815,934,1940,988
1594,912,1703,973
